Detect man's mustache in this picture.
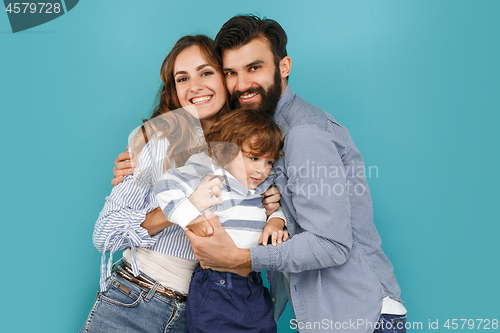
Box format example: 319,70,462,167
231,87,265,98
229,86,266,110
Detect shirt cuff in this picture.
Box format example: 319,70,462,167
168,199,202,229
123,209,157,246
250,243,281,272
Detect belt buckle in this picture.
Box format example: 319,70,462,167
119,260,187,302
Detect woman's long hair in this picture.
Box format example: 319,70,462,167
130,35,229,171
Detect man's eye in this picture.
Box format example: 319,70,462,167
250,66,260,71
224,71,235,76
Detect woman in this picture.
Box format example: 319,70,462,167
80,35,281,333
80,35,230,333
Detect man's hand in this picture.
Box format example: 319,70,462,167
187,215,214,237
188,175,223,211
260,217,288,246
111,147,135,186
185,210,252,276
262,186,281,217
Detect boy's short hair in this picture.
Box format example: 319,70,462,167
204,107,284,167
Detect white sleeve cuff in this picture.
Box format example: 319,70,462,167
169,199,202,229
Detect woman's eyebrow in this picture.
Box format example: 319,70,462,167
174,64,210,76
174,70,187,76
196,64,210,71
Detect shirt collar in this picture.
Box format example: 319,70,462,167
274,85,295,120
273,85,295,136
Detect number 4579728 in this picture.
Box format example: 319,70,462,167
443,319,498,330
5,3,61,14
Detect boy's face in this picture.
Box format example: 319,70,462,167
225,143,275,190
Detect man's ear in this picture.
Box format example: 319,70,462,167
279,56,292,79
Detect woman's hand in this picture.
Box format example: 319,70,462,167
111,147,135,186
259,217,288,246
188,175,224,212
262,186,281,217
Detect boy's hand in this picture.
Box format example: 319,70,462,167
189,175,224,212
187,215,214,237
259,217,288,246
112,147,135,186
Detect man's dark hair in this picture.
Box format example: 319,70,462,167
214,14,288,67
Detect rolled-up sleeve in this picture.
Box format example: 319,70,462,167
92,143,162,291
92,143,161,253
92,178,158,253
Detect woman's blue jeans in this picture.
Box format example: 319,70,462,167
79,265,188,333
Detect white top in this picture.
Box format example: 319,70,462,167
123,247,197,295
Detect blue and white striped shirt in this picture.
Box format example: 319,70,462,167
153,152,285,249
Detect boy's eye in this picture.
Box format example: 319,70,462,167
249,157,258,161
266,160,274,165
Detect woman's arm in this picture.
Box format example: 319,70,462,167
94,139,178,291
140,207,174,236
93,171,159,253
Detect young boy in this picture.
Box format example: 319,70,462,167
153,107,286,333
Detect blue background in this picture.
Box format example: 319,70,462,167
1,0,499,332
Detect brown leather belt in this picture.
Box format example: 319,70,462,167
115,261,187,302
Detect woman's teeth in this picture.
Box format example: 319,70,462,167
191,96,212,104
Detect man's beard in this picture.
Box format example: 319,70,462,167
228,66,282,116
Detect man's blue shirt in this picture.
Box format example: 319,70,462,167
250,86,402,333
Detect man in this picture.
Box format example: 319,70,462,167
113,15,406,333
185,15,407,333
